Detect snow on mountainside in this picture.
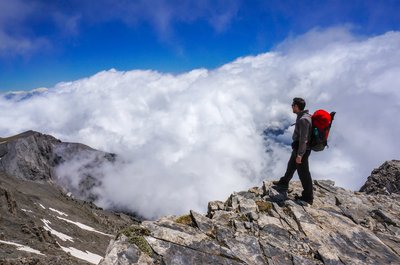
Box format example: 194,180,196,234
0,131,138,264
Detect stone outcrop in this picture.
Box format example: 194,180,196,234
101,180,400,265
360,160,400,195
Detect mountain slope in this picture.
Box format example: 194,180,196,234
0,131,137,264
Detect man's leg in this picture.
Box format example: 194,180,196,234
297,149,313,201
277,149,297,187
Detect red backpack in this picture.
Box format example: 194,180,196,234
310,110,336,151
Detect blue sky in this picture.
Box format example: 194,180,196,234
1,0,400,92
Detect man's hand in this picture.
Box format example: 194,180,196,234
296,155,302,164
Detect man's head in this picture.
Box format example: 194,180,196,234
292,97,306,113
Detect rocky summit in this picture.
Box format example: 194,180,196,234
100,178,400,265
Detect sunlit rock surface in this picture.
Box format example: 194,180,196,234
101,177,400,265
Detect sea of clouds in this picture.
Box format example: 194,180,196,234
1,28,400,219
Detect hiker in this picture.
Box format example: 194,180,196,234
273,97,314,204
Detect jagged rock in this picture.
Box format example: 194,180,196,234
360,160,400,195
248,211,259,221
190,210,213,235
238,197,258,214
207,200,225,217
99,235,154,265
102,179,400,265
211,210,236,226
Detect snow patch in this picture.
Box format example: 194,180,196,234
21,208,33,213
49,207,68,216
42,219,74,242
57,217,112,236
38,203,46,209
0,240,45,256
59,245,103,264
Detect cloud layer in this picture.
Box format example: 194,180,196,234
1,28,400,219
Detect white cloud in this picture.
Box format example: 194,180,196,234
1,28,400,219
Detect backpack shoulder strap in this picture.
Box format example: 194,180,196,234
301,113,312,125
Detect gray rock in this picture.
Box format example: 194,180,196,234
99,235,154,265
207,200,225,217
238,197,258,214
211,210,236,226
190,210,214,235
247,211,259,221
146,237,243,265
360,160,400,195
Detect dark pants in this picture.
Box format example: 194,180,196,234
279,147,313,200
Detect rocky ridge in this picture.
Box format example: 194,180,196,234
100,177,400,264
0,131,137,264
0,130,116,202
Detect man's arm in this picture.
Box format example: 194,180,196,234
297,118,310,163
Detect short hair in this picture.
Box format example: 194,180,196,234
292,97,306,110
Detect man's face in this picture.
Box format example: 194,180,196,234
292,103,300,113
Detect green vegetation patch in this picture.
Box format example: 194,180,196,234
237,214,249,222
256,200,272,213
175,214,194,226
118,225,153,256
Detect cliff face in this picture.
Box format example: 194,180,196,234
100,178,400,265
0,131,137,265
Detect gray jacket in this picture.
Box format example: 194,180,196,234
292,110,312,157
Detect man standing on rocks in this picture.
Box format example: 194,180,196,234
273,97,314,204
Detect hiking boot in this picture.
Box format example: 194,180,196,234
272,180,281,185
272,184,289,192
272,180,293,193
294,194,313,205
